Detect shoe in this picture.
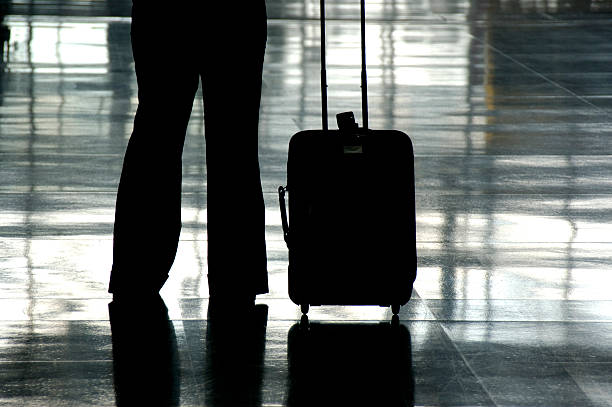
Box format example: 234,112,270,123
108,293,169,332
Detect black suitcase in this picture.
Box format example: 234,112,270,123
278,0,417,316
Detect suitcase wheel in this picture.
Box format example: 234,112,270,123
391,304,400,315
300,304,310,315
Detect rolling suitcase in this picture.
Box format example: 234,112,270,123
278,0,417,316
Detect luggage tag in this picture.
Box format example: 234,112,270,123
337,111,364,155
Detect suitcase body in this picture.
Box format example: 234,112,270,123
280,128,416,314
278,0,417,315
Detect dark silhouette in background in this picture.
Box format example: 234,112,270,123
0,1,10,72
286,318,414,406
109,1,269,304
109,296,180,406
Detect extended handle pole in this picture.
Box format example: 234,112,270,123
360,0,369,129
320,0,329,131
320,0,369,131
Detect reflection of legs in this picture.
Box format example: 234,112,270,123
205,304,268,404
109,3,199,295
202,1,269,298
109,297,180,405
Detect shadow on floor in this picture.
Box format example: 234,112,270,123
109,297,180,407
286,317,414,407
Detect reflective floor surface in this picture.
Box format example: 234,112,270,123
1,0,612,405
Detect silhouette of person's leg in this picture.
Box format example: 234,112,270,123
109,3,199,296
110,1,269,299
201,1,269,300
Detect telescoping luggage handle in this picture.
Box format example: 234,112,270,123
320,0,369,131
280,0,369,246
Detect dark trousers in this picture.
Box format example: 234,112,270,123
109,1,269,297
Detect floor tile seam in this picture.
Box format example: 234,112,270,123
0,360,112,363
0,236,115,240
469,35,612,121
6,191,612,196
5,15,132,24
417,240,612,244
563,364,612,407
5,14,435,24
418,242,612,245
176,318,404,323
411,405,492,407
2,318,611,323
435,319,612,323
0,319,115,322
0,192,345,198
0,153,123,157
2,297,610,303
0,297,113,300
438,322,499,406
561,364,600,407
268,15,612,26
266,16,463,24
6,236,612,243
413,153,612,158
8,12,612,27
416,193,612,196
423,299,612,302
440,323,608,406
539,12,612,39
0,191,117,194
169,320,207,407
415,288,439,323
9,151,612,158
475,16,612,27
0,237,284,242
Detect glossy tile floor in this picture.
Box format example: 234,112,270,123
1,0,612,405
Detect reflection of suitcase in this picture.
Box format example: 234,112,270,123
286,321,414,406
278,0,417,316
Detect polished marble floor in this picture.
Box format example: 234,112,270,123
1,0,612,405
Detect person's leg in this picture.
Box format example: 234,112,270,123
109,2,200,296
200,0,269,300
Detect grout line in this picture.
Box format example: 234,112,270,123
438,322,499,406
181,319,612,324
0,360,113,363
469,35,612,121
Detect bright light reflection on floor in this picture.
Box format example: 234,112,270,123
6,19,110,73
